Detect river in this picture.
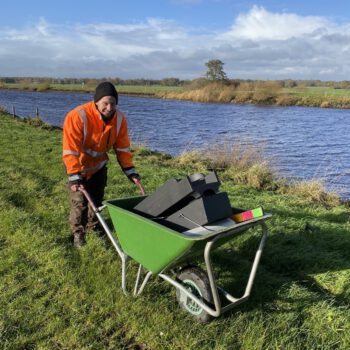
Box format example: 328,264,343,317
0,89,349,199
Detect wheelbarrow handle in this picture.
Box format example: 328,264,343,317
78,179,145,210
77,186,128,286
78,186,98,212
133,178,145,196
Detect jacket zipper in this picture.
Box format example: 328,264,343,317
98,123,111,150
106,130,111,148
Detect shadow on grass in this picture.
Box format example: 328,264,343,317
53,202,350,322
206,208,350,318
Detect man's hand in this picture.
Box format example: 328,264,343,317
70,183,84,192
68,174,84,191
127,172,141,183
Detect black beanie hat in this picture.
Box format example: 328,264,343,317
94,82,118,104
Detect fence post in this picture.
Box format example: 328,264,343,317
12,106,15,118
36,107,39,117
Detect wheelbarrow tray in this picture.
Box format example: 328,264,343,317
104,196,271,274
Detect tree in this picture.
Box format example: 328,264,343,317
160,77,181,86
205,59,227,81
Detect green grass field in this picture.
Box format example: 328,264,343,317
0,114,350,349
283,87,350,97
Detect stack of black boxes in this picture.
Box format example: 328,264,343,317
133,172,232,232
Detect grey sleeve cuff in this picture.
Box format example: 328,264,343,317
68,174,83,182
123,167,136,176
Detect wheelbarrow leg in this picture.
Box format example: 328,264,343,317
203,240,222,314
206,221,268,314
133,264,153,296
161,220,269,319
243,222,268,298
121,255,129,295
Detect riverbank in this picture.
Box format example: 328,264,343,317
2,81,350,108
1,113,350,349
158,82,350,109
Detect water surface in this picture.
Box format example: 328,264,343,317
0,90,349,199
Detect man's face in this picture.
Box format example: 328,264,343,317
95,96,117,118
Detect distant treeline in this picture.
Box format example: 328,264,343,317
0,77,186,87
1,76,350,89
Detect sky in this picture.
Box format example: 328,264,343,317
1,0,350,80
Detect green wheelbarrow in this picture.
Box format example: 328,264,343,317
79,183,271,322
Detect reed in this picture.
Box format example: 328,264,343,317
175,139,341,206
158,81,350,109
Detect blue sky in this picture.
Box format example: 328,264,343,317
1,0,350,80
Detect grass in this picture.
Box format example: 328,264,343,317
1,113,350,349
284,87,350,97
0,83,184,96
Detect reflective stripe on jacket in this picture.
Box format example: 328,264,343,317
62,101,134,178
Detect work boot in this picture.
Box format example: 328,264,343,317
73,232,86,248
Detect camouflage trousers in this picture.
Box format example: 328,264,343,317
67,166,107,236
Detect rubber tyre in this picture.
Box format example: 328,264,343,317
176,266,213,323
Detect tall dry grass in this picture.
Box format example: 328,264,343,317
158,80,350,109
175,139,341,206
285,179,341,207
0,105,8,113
175,139,278,190
276,95,301,106
159,83,237,103
158,81,283,105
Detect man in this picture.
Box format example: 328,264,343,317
62,81,140,248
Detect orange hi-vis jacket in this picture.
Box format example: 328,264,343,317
62,101,135,181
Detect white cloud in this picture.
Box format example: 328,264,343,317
36,17,51,37
1,7,350,80
220,5,333,41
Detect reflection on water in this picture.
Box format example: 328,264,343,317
0,89,349,199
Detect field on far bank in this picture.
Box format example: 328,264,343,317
285,86,350,97
1,113,350,349
0,82,184,95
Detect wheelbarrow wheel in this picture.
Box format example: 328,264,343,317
176,266,213,323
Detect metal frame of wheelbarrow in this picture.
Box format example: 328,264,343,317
79,185,271,318
159,220,269,317
78,187,130,292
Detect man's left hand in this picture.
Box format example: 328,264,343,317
128,173,141,183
